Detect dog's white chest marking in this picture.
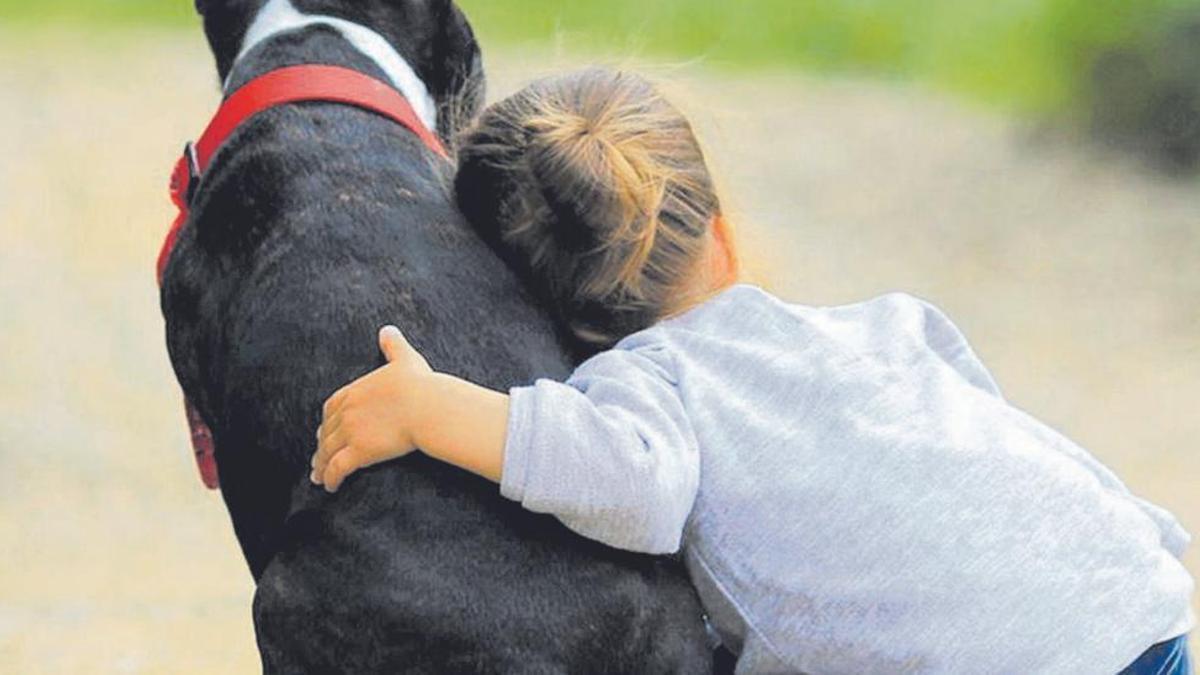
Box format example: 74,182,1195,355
229,0,438,131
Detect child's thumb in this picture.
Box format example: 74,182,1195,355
378,325,414,363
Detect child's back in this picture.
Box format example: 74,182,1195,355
501,284,1194,672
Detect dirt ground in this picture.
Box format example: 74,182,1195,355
1,28,1196,673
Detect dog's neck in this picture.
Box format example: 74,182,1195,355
226,0,438,132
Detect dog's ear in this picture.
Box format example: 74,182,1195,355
197,0,264,81
194,0,222,15
429,1,486,143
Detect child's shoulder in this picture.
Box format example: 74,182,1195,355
649,284,921,335
638,287,967,361
662,285,942,326
612,284,797,356
661,284,786,328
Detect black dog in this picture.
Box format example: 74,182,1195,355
162,0,712,671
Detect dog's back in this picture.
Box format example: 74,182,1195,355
162,1,711,672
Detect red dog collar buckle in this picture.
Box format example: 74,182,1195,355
159,65,449,490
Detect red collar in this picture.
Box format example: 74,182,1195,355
159,64,448,283
159,64,448,489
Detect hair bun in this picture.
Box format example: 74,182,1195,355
525,110,616,253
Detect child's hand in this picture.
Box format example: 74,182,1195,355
311,326,433,492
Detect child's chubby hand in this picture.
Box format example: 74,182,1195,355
311,325,433,492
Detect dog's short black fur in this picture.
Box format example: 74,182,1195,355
164,1,712,672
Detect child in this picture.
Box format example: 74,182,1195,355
311,68,1194,674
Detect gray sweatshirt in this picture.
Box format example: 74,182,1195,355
500,285,1194,674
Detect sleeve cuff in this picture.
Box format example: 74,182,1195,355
499,384,537,503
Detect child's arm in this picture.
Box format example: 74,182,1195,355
312,326,700,555
498,347,700,554
311,326,509,489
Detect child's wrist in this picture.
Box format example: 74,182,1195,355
409,373,508,483
409,372,459,456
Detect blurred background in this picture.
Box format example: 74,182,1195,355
1,0,1197,672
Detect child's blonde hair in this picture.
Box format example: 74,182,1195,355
455,67,736,350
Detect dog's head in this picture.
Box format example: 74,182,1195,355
195,0,485,140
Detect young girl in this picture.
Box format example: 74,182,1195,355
310,68,1194,674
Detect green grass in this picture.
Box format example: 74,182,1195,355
0,0,194,26
2,0,1195,113
460,0,1197,113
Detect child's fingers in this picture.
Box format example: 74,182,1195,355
322,448,363,493
322,386,351,421
315,416,346,460
313,431,348,478
311,442,338,483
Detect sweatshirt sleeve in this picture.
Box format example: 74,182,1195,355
499,346,700,555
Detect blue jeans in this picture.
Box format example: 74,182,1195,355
1120,635,1192,675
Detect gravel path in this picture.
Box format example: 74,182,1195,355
2,29,1196,673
